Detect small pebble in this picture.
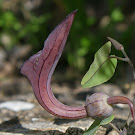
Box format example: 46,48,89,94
0,101,35,112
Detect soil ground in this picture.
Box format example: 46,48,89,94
0,76,135,135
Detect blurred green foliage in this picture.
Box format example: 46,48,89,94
0,0,135,74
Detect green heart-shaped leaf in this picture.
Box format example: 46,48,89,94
81,41,117,88
83,115,114,135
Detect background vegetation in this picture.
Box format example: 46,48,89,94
0,0,135,83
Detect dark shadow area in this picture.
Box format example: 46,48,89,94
0,117,63,134
127,121,135,135
65,127,84,135
75,89,95,101
54,118,80,125
0,117,85,135
0,117,33,133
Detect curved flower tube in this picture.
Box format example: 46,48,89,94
21,10,87,119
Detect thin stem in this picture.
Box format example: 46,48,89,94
109,123,121,134
110,54,135,80
109,123,127,135
108,37,135,80
121,49,135,80
120,127,127,135
109,56,129,62
107,96,135,123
